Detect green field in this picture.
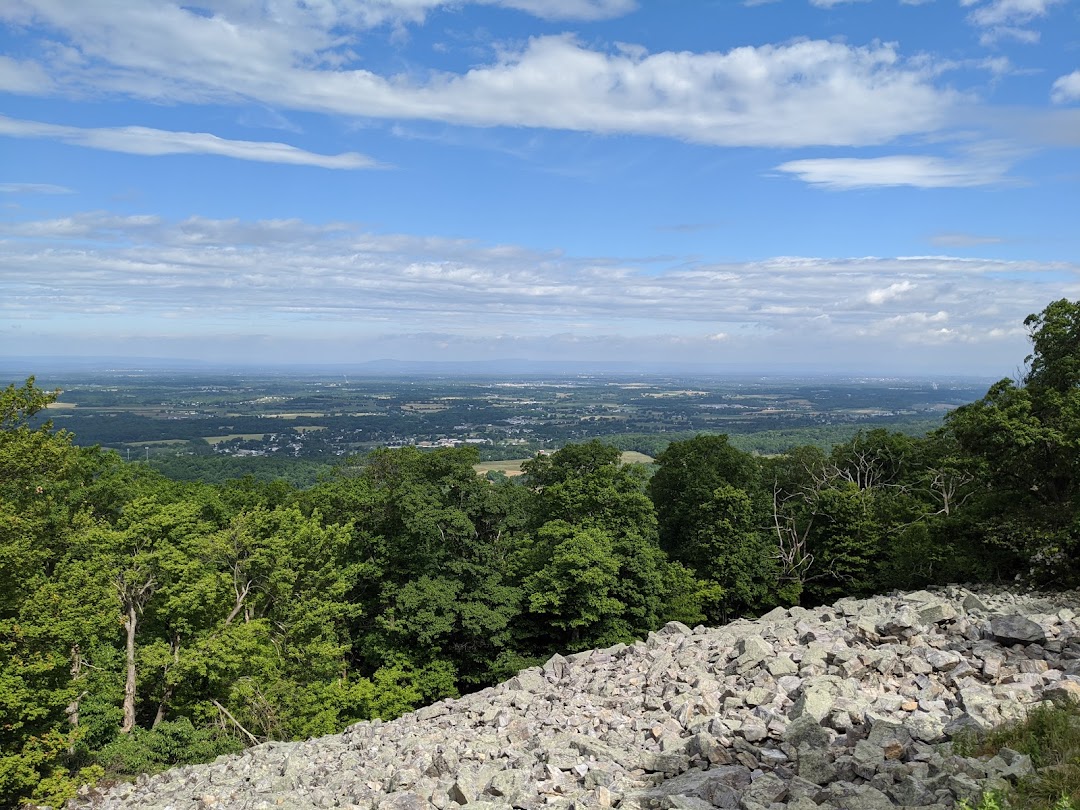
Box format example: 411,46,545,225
473,459,529,476
474,450,653,477
23,369,976,463
203,433,266,445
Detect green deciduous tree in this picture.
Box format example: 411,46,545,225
649,435,781,617
0,379,119,808
305,446,526,691
523,521,624,650
942,299,1080,584
1024,298,1080,395
518,441,707,651
687,485,780,622
649,434,759,556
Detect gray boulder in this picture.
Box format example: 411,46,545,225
991,614,1046,645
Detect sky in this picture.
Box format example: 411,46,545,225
1,0,1079,376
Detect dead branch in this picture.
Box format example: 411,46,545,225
211,699,261,746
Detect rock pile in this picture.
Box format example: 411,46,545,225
69,587,1080,810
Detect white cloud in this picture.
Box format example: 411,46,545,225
962,0,1064,44
484,0,637,20
978,25,1040,45
965,0,1062,27
1051,70,1080,104
0,182,74,194
0,54,53,93
0,2,961,148
860,310,949,331
0,115,380,169
394,37,958,147
851,310,1022,347
774,153,1011,189
1,211,1075,367
866,280,916,304
929,232,1005,247
3,217,1074,374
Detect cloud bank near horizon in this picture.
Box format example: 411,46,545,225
2,212,1071,373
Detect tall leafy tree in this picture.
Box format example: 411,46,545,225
649,435,778,618
801,482,882,602
522,521,624,650
307,446,525,691
686,484,780,621
518,441,705,651
943,299,1080,584
1024,298,1080,395
649,434,760,555
0,379,115,807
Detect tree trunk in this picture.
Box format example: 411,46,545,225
122,603,138,734
152,633,181,729
152,685,173,729
67,645,82,732
66,645,87,753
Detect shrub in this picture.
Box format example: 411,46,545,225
95,718,244,777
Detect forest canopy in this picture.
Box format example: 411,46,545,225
1,300,1078,808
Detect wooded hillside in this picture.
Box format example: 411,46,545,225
2,299,1077,809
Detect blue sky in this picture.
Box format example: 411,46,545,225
1,0,1078,375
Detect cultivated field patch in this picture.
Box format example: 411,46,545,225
474,451,653,477
473,459,528,477
203,433,267,445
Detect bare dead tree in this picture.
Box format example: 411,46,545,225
118,567,156,734
921,466,977,517
211,700,261,746
771,482,816,590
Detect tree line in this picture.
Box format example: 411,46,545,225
2,299,1078,808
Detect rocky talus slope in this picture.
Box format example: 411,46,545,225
69,587,1080,810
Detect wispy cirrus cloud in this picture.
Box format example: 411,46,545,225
485,0,636,20
962,0,1063,27
1,0,636,37
929,232,1006,247
773,153,1013,189
0,115,381,169
0,182,75,194
960,0,1066,44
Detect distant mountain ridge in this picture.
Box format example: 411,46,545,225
0,356,996,382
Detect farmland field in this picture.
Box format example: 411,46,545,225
473,459,530,476
6,365,991,467
203,433,267,445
